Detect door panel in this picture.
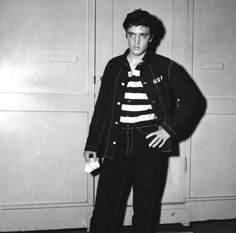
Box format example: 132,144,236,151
192,0,236,97
190,0,236,199
0,0,90,94
0,0,95,230
191,114,236,197
0,112,88,204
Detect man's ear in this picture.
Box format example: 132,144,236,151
149,35,153,42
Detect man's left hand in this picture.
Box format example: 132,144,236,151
146,126,171,148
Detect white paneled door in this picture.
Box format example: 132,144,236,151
0,0,95,231
191,0,236,199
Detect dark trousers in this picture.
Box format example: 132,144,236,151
90,124,168,233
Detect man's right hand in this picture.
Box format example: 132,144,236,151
83,150,98,163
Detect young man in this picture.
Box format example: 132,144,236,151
84,9,204,233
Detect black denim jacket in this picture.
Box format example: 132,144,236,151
85,50,204,159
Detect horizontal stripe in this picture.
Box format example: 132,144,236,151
124,92,148,100
120,109,154,117
125,88,146,94
128,70,140,77
128,76,142,81
120,113,157,124
121,104,152,112
122,99,150,105
127,81,143,88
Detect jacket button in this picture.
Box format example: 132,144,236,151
117,102,121,105
115,121,119,125
112,141,117,145
121,82,125,86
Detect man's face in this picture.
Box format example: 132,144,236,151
126,25,152,58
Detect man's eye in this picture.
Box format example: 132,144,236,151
141,34,147,38
128,33,134,37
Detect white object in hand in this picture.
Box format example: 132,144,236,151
84,159,100,173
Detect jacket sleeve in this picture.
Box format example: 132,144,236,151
84,63,110,152
161,61,206,139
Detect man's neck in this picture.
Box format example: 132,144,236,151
127,53,145,70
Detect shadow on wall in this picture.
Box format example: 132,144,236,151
148,13,166,53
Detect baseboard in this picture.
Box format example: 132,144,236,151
123,205,191,227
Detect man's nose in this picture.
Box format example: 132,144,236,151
134,36,140,45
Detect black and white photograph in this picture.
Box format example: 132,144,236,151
0,1,235,233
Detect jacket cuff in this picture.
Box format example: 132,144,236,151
161,122,178,137
84,145,97,152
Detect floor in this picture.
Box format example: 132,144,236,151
22,219,235,233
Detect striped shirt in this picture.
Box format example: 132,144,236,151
120,68,157,124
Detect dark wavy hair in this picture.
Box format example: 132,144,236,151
123,9,154,34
